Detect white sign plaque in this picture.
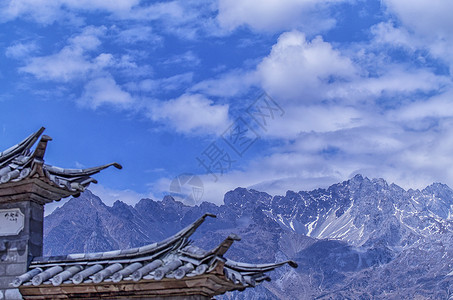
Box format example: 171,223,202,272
0,208,25,236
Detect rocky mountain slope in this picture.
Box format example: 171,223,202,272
43,175,453,299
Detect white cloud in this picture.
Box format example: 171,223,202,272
79,76,134,109
245,104,453,195
19,26,106,81
217,0,344,33
147,93,230,135
68,26,105,50
188,29,449,141
382,0,453,40
17,26,151,83
20,47,93,81
371,22,419,51
330,67,451,104
1,0,64,24
192,120,453,201
390,90,453,123
5,41,38,58
380,0,453,70
257,31,356,103
370,21,453,71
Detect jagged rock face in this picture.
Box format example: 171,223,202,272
43,175,453,299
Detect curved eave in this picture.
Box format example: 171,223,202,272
44,163,123,178
30,213,217,265
225,259,298,273
0,127,45,168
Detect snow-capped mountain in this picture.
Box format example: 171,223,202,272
261,175,452,247
43,175,453,299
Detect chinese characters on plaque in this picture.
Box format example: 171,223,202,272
0,208,25,236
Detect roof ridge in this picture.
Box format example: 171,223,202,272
31,213,217,264
0,127,44,168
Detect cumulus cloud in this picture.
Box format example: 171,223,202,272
257,30,356,103
79,76,134,109
189,29,449,140
147,94,230,135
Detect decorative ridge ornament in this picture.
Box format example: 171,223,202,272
0,127,122,202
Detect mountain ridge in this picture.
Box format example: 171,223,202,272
43,175,453,299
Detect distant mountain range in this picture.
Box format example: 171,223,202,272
43,175,453,299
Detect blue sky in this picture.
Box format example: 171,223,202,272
1,0,453,211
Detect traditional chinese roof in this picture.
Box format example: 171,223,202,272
14,214,297,299
0,127,122,202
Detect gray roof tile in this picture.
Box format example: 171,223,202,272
0,127,121,197
13,214,297,291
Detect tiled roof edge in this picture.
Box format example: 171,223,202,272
31,213,217,264
0,127,45,167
